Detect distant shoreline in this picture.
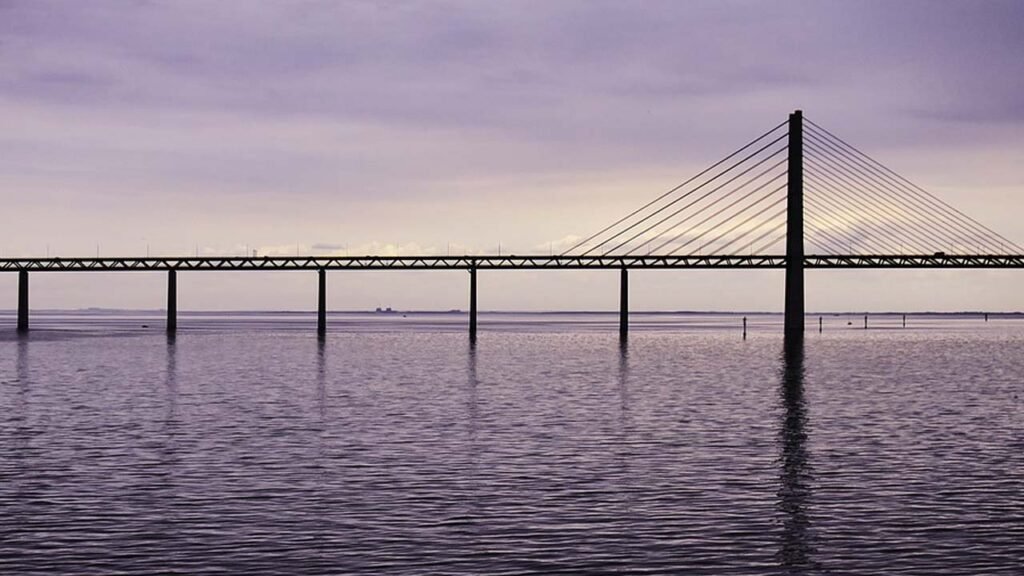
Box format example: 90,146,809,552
1,309,1021,317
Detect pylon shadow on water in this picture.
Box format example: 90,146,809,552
466,339,479,433
316,337,327,421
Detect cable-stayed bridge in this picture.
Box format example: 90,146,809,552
4,111,1022,337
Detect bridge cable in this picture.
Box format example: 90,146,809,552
676,195,787,256
734,217,788,255
705,204,789,255
803,173,937,252
805,194,908,253
804,188,909,253
803,153,971,252
806,120,1022,252
805,142,998,254
807,120,1020,251
807,135,1011,254
804,226,855,255
804,189,907,253
563,119,788,255
746,224,788,254
804,200,881,253
803,138,973,249
804,134,1004,253
806,124,993,250
806,175,952,254
801,235,838,255
629,166,788,255
594,143,788,255
585,137,787,255
660,183,786,255
803,202,889,253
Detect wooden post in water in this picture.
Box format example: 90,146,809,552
469,266,477,342
166,270,177,334
17,270,28,333
985,313,989,322
619,268,628,339
742,316,747,340
784,110,805,341
902,314,906,328
819,316,822,333
864,314,868,330
317,269,326,338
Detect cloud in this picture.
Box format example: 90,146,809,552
2,1,1023,309
535,235,582,255
311,243,344,251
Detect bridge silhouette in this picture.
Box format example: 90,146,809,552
4,110,1022,339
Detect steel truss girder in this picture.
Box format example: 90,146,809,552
2,254,1023,271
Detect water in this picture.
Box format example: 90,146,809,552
1,313,1022,574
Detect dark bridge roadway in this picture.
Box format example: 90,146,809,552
2,254,1024,272
4,254,1023,336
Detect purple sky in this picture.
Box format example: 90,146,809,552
2,0,1023,311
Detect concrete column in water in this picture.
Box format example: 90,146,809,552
469,267,478,341
317,268,326,337
166,270,177,333
468,267,478,341
619,268,628,339
784,110,805,340
17,270,29,333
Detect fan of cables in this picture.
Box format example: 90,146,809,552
566,117,1021,256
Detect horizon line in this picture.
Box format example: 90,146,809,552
0,308,1019,316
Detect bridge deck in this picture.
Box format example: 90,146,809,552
2,254,1023,271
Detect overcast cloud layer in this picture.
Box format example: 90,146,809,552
2,0,1023,311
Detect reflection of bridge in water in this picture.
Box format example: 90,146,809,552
4,111,1022,339
777,338,815,568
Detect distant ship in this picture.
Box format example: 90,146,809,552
375,307,396,313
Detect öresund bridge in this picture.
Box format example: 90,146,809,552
4,111,1022,340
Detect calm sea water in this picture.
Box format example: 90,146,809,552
1,312,1022,574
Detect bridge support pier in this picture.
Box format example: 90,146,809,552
167,270,177,333
317,269,326,338
17,270,28,333
469,267,477,343
784,109,804,341
619,268,628,339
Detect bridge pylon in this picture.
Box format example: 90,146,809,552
784,110,804,340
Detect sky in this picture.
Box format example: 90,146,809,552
2,0,1023,312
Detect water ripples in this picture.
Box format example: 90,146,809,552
1,322,1022,574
